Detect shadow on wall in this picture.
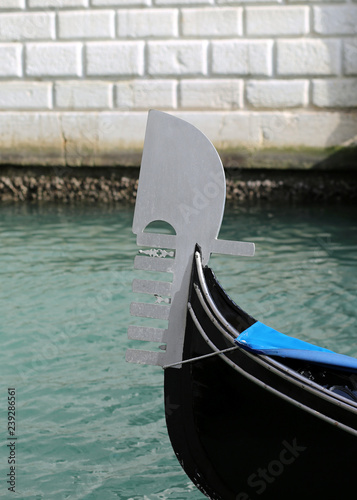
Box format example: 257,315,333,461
313,38,357,167
313,135,357,171
314,74,357,170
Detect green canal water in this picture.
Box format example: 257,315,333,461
0,201,356,499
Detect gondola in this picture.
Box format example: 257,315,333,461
127,110,357,499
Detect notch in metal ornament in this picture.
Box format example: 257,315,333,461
126,110,255,368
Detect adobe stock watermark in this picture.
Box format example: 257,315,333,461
178,171,224,224
236,438,307,499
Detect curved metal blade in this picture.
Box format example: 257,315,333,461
133,110,227,264
127,111,255,367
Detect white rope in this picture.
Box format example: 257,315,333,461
163,345,238,369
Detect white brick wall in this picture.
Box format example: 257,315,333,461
28,0,88,6
26,42,82,76
116,80,177,109
0,82,52,109
92,0,149,5
313,6,357,35
117,9,178,38
313,79,357,107
58,10,115,39
181,7,242,36
277,39,341,76
0,12,55,41
0,0,356,162
55,81,113,108
212,40,273,75
0,0,25,8
180,79,243,109
86,41,144,76
246,80,309,108
148,41,207,75
0,44,22,76
344,39,357,75
246,7,309,36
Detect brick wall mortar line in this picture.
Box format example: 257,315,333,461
207,40,212,78
272,40,277,78
144,41,149,78
23,43,28,77
339,38,344,76
178,8,183,38
50,80,54,109
55,9,59,39
242,6,247,37
81,42,86,78
307,78,312,106
20,41,25,78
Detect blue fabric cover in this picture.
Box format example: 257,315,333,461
235,321,357,372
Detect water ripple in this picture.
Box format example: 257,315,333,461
0,202,356,499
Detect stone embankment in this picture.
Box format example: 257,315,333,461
0,169,355,203
0,173,137,203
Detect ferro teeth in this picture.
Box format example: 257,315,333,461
134,255,174,273
128,326,168,343
130,302,171,321
132,279,172,297
136,233,176,249
126,349,165,366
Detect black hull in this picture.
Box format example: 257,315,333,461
164,252,357,499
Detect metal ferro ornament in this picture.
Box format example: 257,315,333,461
126,110,255,368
